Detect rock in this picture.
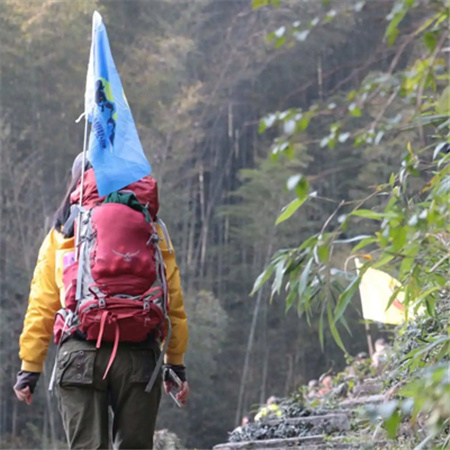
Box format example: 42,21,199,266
154,429,184,449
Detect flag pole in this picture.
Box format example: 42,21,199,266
75,113,89,262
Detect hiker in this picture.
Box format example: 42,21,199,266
306,379,319,400
254,395,282,421
317,373,333,397
372,338,390,374
13,154,189,449
344,351,370,378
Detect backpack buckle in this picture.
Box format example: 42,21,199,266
99,298,106,308
147,234,160,246
143,300,150,311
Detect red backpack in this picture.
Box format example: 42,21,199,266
53,169,169,385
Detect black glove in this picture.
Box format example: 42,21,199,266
14,371,41,394
163,364,187,383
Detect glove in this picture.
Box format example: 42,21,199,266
14,371,40,394
163,364,187,383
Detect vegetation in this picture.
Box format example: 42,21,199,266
254,0,450,447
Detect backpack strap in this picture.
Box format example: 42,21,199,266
62,205,80,237
145,317,172,394
156,217,173,255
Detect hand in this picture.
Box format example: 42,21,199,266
14,386,33,405
162,364,189,406
163,380,190,407
13,371,40,405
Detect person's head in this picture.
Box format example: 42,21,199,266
308,379,318,389
266,395,277,405
374,338,388,352
53,153,91,235
241,416,249,426
356,352,368,361
319,373,333,388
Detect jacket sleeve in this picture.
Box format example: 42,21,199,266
19,230,61,372
156,223,188,365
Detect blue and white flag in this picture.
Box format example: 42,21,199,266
84,11,151,196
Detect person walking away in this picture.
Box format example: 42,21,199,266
13,154,189,449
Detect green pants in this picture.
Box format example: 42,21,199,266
55,337,162,450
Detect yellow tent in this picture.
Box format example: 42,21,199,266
355,259,410,325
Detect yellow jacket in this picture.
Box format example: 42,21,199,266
19,224,188,372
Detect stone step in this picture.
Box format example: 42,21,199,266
213,435,387,450
339,394,384,409
351,379,383,397
213,434,327,449
264,413,350,434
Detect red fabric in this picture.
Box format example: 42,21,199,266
70,168,159,219
62,261,79,312
78,294,164,344
90,203,157,296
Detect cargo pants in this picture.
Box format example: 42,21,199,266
55,337,162,450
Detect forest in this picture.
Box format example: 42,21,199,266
0,0,449,449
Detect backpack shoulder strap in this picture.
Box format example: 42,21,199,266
62,205,81,237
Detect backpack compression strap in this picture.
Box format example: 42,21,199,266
145,317,172,393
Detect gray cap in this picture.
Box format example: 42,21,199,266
71,152,88,178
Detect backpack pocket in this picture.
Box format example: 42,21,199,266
78,291,165,344
90,203,157,296
62,260,79,311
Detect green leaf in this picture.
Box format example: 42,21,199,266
252,263,276,294
327,302,346,353
274,36,286,49
295,177,309,201
252,0,269,9
384,410,401,439
385,10,407,47
351,209,389,220
391,226,407,253
377,400,398,419
352,236,377,252
285,285,297,312
349,103,362,117
318,309,325,350
317,245,329,263
286,174,309,200
423,31,438,52
272,258,286,295
298,258,313,300
436,85,450,114
372,254,394,269
276,197,307,225
334,276,361,322
298,115,311,130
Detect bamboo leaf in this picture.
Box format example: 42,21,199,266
298,258,313,300
276,197,307,225
327,302,346,352
334,276,361,322
251,263,276,294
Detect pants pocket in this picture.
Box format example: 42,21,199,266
57,347,96,386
